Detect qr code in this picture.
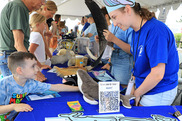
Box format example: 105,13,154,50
99,91,119,112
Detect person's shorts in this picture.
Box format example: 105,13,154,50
140,86,178,106
111,49,133,85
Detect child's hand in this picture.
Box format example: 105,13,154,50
12,103,33,112
101,63,110,70
62,78,67,83
41,65,52,70
35,71,47,82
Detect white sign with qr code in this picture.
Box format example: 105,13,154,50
99,82,120,113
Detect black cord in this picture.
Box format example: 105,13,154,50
132,18,144,73
113,26,119,35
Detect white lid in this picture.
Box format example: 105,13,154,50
75,55,84,58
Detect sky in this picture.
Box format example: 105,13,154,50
165,4,182,33
0,0,8,12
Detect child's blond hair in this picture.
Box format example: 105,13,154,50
30,13,46,28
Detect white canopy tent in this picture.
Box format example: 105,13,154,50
52,0,182,21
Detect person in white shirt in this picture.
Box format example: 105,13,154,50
29,13,51,71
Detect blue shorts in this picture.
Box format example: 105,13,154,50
0,51,12,78
111,49,133,85
140,86,178,106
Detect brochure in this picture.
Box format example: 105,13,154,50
26,90,61,101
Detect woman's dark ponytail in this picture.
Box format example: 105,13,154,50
133,2,156,20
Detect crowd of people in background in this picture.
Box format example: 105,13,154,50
0,0,180,120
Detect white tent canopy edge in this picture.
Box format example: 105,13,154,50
52,0,182,20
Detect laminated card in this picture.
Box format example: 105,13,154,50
99,82,120,113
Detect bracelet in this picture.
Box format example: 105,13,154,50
107,62,112,66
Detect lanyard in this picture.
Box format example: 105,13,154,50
132,18,143,75
113,26,119,35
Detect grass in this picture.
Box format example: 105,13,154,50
174,33,182,48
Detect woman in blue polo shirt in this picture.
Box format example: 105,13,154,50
103,0,179,106
83,14,98,57
110,25,133,88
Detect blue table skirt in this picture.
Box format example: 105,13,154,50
14,63,180,121
15,95,181,121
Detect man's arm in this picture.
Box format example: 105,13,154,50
43,25,53,58
50,21,57,35
12,30,27,52
85,33,93,38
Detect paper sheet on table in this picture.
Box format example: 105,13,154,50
28,95,54,101
92,71,116,82
47,68,57,73
26,90,61,101
45,117,67,121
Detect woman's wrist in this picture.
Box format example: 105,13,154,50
107,62,112,66
134,90,141,98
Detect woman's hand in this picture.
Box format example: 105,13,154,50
133,89,141,106
103,29,115,42
134,94,141,106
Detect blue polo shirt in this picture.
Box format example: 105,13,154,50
111,24,133,49
84,23,98,42
131,17,179,95
81,22,90,33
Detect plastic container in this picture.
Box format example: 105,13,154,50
75,55,84,67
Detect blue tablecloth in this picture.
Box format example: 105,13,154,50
15,97,182,121
14,63,181,121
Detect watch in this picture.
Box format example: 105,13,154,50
107,62,112,66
